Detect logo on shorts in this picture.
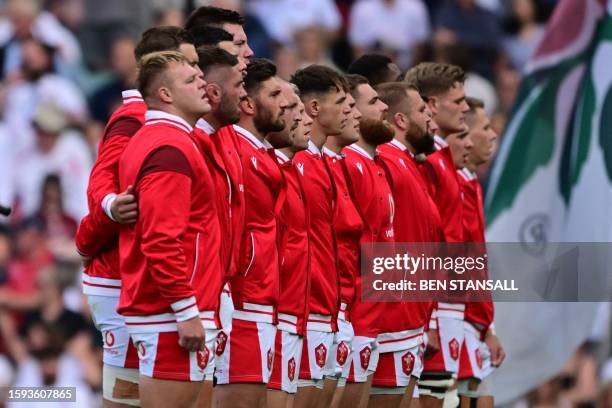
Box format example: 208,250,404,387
315,343,327,368
137,342,146,358
402,351,415,375
267,348,273,371
360,346,372,370
197,348,210,370
216,331,228,356
475,349,483,369
336,341,349,366
104,331,115,347
288,357,296,381
449,338,460,361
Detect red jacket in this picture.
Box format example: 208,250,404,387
420,136,465,321
293,141,339,332
323,147,363,322
76,90,146,296
275,150,310,335
118,110,223,332
458,168,494,338
378,140,440,333
193,120,233,278
230,125,285,323
343,144,395,340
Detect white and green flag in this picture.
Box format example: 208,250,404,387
485,0,612,403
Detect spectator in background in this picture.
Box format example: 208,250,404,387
503,0,545,71
349,0,430,68
0,0,82,79
248,0,341,46
434,0,502,80
13,102,92,222
3,36,88,154
347,53,402,85
89,35,137,123
294,26,338,69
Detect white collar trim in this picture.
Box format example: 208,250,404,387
307,140,323,156
275,149,290,164
145,110,193,133
346,143,375,160
196,118,216,134
322,146,342,159
122,89,143,104
233,124,270,149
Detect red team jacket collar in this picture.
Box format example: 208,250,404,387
196,118,216,134
233,124,273,150
121,89,144,104
387,139,415,157
346,143,377,161
144,110,193,134
459,167,477,181
322,146,343,159
434,134,448,150
275,149,291,164
307,140,323,157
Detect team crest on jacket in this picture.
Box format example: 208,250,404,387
288,357,296,381
197,348,210,370
267,348,273,371
355,162,364,174
475,349,483,369
216,331,228,356
449,338,460,361
336,341,349,366
360,346,372,370
315,343,328,368
251,156,258,169
104,331,115,347
401,351,415,375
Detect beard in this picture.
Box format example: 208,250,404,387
217,93,241,126
254,102,285,135
408,121,435,154
359,118,395,146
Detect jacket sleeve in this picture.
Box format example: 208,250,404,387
137,145,199,321
75,118,141,257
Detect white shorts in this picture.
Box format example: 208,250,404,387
324,317,353,379
215,318,276,384
298,329,335,382
458,323,493,382
372,345,424,388
347,336,379,383
424,316,465,374
131,329,212,381
268,330,303,393
87,295,138,369
213,289,234,384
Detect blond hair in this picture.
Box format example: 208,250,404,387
137,50,188,99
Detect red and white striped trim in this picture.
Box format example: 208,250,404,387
322,146,342,159
171,296,199,322
376,327,424,353
82,273,121,297
196,118,216,134
435,302,465,320
433,134,448,150
306,313,333,332
458,167,477,181
233,302,275,324
122,89,144,104
277,313,299,334
388,139,407,151
346,143,375,161
275,149,290,164
125,310,216,333
145,110,193,134
234,124,269,150
307,140,323,156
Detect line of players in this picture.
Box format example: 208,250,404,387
75,6,505,408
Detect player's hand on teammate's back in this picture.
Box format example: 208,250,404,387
177,316,206,352
485,331,506,367
111,185,139,224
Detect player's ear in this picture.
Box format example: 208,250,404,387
426,96,438,115
240,95,256,116
158,86,173,104
206,83,222,104
307,98,319,118
394,112,406,131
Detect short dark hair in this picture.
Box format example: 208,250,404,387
347,54,397,86
244,58,277,96
404,62,466,98
188,25,233,48
376,82,418,117
345,74,369,98
290,65,348,98
197,46,238,76
134,26,193,61
185,6,244,30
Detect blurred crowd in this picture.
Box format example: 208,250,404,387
0,0,609,406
